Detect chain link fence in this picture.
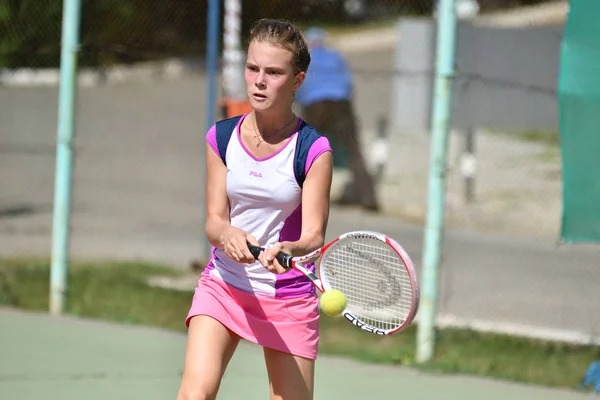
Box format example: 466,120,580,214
0,0,550,68
2,0,598,343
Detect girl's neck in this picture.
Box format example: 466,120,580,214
252,110,297,138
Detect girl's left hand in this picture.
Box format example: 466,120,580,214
258,242,293,274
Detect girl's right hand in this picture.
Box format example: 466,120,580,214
220,226,260,264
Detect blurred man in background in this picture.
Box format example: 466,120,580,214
296,27,379,211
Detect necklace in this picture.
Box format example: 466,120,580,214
252,114,297,148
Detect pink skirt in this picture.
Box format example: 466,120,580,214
185,274,320,360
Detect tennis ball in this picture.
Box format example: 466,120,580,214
319,289,347,317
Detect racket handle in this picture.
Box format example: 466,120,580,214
247,244,293,270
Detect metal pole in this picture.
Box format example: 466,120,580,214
202,0,221,261
223,0,245,101
416,0,458,363
50,0,82,315
461,127,476,203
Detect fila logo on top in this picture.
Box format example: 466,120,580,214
249,171,262,178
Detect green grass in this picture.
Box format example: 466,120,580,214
1,258,597,391
513,130,560,147
490,129,561,147
488,129,562,163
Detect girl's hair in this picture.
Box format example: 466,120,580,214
248,19,311,74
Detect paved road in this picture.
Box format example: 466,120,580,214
0,308,590,400
1,48,599,341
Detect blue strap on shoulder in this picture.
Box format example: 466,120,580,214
215,115,243,165
214,116,322,187
294,121,322,188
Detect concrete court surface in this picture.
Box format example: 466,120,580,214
0,308,591,400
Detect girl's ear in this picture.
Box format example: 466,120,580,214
293,72,306,91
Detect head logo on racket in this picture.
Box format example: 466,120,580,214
248,230,420,335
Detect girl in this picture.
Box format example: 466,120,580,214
176,19,333,400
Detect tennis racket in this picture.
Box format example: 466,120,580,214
248,230,419,335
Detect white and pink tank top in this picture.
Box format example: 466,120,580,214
203,114,332,299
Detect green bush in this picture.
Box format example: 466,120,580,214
1,0,209,68
0,0,559,69
0,0,63,68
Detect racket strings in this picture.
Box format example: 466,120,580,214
321,238,413,332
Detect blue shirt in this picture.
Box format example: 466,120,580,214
295,46,353,106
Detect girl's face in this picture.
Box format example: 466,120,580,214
245,41,304,113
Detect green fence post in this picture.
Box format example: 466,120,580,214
416,0,458,363
49,0,82,315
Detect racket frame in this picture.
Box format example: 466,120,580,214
248,230,420,335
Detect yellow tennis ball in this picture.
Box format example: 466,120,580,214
319,289,347,317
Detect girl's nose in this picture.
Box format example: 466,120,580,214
255,71,266,88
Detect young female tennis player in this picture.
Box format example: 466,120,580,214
176,19,333,400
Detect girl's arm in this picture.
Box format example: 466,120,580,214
204,143,231,249
287,149,333,256
204,143,259,263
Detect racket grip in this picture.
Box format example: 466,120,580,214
247,244,293,270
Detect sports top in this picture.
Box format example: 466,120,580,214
203,113,332,299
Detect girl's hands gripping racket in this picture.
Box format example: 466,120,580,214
248,231,420,335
